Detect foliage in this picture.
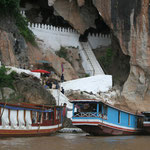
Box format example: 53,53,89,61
0,65,17,89
0,0,20,14
85,73,90,77
0,0,36,44
16,14,36,45
56,47,70,62
99,48,113,69
56,47,68,58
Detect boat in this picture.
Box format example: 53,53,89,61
70,99,144,136
0,102,63,137
142,112,150,134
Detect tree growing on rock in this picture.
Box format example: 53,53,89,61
0,65,16,101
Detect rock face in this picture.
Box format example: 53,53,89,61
0,88,15,101
50,0,150,110
0,73,56,105
92,0,150,104
53,0,98,33
13,74,56,105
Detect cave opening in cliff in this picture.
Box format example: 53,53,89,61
79,0,110,42
78,0,130,86
20,0,73,28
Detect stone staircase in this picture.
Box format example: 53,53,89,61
80,42,104,75
48,89,73,118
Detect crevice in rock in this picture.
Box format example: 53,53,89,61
79,0,110,41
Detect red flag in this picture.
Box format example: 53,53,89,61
61,63,64,72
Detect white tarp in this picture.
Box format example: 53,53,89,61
25,110,32,129
18,110,25,129
10,110,18,129
1,108,9,128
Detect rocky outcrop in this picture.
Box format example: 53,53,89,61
0,73,56,105
0,88,15,101
13,73,56,105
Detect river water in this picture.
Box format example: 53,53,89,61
0,133,150,150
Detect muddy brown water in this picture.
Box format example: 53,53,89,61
0,133,150,150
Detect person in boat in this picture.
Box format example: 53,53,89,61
46,80,52,89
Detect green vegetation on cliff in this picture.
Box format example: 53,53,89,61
99,48,114,70
0,66,16,89
0,0,19,14
0,0,35,44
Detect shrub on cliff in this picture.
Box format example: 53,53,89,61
56,47,70,62
0,65,17,89
0,0,35,45
0,0,19,14
15,14,36,45
99,48,114,70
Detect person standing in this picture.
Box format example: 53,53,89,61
61,74,64,82
61,87,65,94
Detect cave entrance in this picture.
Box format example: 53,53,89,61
78,0,130,87
79,0,110,42
93,35,131,87
19,0,73,28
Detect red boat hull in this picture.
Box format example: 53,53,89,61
76,125,142,136
0,126,62,137
72,120,142,136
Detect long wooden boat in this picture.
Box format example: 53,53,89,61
0,102,63,137
70,99,144,136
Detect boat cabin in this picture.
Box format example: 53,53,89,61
141,112,150,134
70,99,143,135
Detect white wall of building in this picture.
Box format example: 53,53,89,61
28,22,111,76
88,33,111,49
28,22,111,51
28,23,81,51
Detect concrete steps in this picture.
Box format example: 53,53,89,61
80,42,104,75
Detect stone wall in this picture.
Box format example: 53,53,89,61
28,21,111,51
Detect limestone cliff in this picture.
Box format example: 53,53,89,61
1,0,150,110
93,0,150,110
48,0,150,111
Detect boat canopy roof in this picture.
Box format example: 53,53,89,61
142,112,150,115
70,99,143,116
0,103,62,112
70,99,100,103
